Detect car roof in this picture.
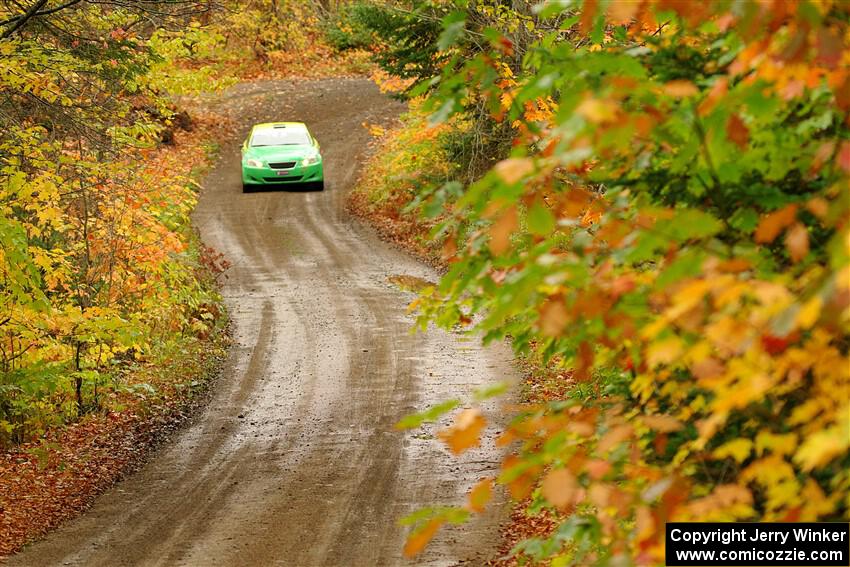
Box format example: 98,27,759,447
252,122,308,131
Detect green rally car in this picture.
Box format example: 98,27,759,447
241,122,324,192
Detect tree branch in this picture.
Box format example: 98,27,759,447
0,0,49,38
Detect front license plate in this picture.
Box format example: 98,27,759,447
276,171,289,176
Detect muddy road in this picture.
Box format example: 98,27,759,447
7,78,515,566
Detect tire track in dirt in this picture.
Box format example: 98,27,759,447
6,77,515,567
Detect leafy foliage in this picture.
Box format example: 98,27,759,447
207,0,375,79
0,0,227,447
348,104,459,259
378,0,850,563
324,1,382,50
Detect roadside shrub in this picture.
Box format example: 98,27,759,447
324,2,381,51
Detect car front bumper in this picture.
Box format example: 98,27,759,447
242,162,324,185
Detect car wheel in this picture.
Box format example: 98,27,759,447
242,182,255,193
316,181,325,191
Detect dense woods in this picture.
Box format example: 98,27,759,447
0,0,220,447
0,0,360,446
2,0,848,564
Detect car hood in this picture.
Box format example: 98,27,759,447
243,144,317,161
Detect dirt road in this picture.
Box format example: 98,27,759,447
7,78,515,566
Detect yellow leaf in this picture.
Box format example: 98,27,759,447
647,336,684,367
755,431,798,457
796,296,822,330
741,456,799,513
664,279,711,321
500,90,515,110
800,479,837,520
705,316,750,354
685,484,754,521
713,438,753,463
541,468,578,510
438,408,486,454
794,421,850,471
576,98,618,123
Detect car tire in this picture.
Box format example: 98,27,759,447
317,181,325,191
242,182,255,193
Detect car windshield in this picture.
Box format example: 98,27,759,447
251,128,310,147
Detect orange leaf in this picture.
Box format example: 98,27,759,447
806,197,829,220
606,0,639,24
403,518,444,558
442,236,458,261
597,424,633,453
494,158,533,184
541,468,578,510
586,459,612,480
488,206,518,256
691,357,724,380
588,482,613,509
663,80,698,98
574,340,594,381
438,408,486,454
698,77,728,116
580,0,598,34
811,141,836,173
726,113,749,149
837,141,850,174
508,471,537,500
785,222,809,262
755,204,798,243
467,478,494,513
539,297,569,337
642,414,684,433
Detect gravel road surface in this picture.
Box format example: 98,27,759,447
7,77,514,567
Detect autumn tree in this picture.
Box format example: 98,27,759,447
0,0,224,444
391,0,850,563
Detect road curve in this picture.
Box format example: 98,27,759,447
6,78,515,566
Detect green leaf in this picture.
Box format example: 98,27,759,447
527,201,556,235
438,12,467,50
395,399,460,429
729,207,759,233
661,209,724,241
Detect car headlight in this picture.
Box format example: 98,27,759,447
302,155,320,166
245,158,263,168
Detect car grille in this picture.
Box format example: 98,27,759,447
268,161,297,169
263,175,303,182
